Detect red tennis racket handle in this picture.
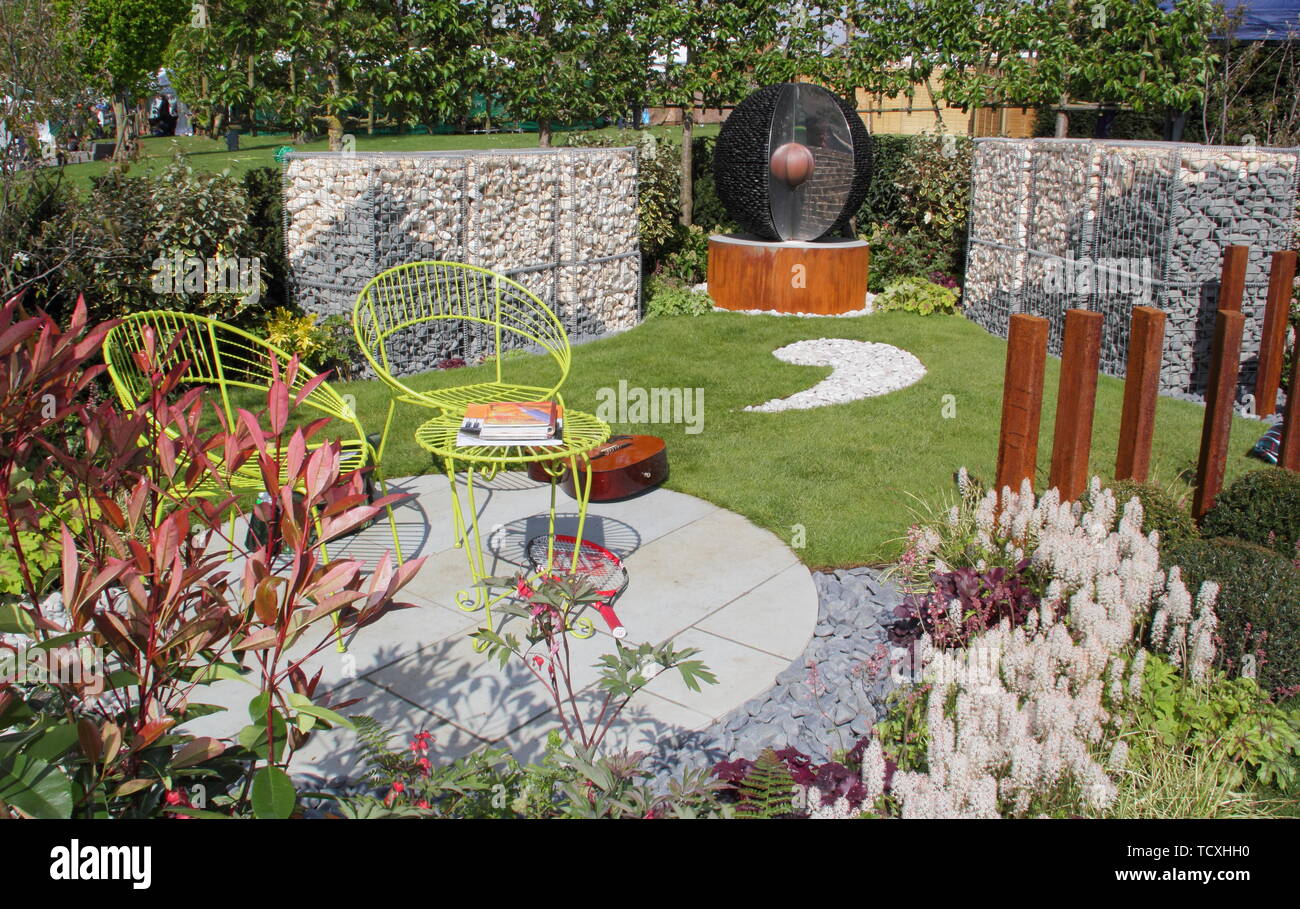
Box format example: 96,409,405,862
596,603,626,639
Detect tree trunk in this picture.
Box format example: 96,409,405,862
326,115,344,151
367,88,375,135
679,107,693,226
111,95,136,160
288,64,301,142
247,54,256,135
538,118,552,147
1055,94,1069,138
199,72,210,137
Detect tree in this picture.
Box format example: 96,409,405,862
491,0,630,146
354,0,486,136
165,0,281,138
922,0,1220,137
639,0,794,225
0,0,89,162
64,0,191,158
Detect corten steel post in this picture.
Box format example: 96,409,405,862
1049,309,1104,501
1281,333,1300,472
1193,309,1246,519
1217,244,1249,313
1255,250,1296,418
1115,306,1166,483
996,314,1049,497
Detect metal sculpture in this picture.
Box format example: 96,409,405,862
713,82,871,242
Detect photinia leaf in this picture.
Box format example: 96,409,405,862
251,766,296,819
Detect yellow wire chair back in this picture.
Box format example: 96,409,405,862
103,311,364,438
353,261,572,409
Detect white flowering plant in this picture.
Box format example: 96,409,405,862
862,475,1229,818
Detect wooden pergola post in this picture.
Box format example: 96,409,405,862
1255,250,1296,418
1049,309,1104,501
1193,309,1246,519
1281,332,1300,472
996,314,1049,496
1115,306,1166,483
1217,245,1249,313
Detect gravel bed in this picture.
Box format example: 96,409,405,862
648,566,905,785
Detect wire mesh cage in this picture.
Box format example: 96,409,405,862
964,138,1300,396
281,148,641,378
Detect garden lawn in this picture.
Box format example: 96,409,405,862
304,310,1265,570
61,125,719,192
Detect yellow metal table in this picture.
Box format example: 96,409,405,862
414,409,612,647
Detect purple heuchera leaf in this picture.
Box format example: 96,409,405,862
889,560,1043,648
774,746,815,785
711,757,753,785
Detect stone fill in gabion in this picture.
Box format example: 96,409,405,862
964,138,1300,397
282,149,640,376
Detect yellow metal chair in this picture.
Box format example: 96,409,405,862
354,262,611,647
352,261,572,462
101,311,404,564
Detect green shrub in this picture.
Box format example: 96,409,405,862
1122,653,1300,794
63,153,267,325
1201,467,1300,557
0,169,86,319
863,227,953,293
873,276,959,316
857,134,972,284
1162,537,1300,695
689,134,736,234
241,167,290,312
643,276,713,318
262,309,360,379
660,224,710,286
1100,479,1199,546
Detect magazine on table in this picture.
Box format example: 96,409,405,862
457,401,564,447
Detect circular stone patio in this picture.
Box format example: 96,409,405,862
182,473,819,785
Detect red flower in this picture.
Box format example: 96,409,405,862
516,578,535,599
391,780,406,794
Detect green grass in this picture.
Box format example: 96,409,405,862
282,310,1264,570
61,124,719,192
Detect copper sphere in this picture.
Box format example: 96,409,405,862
770,142,816,188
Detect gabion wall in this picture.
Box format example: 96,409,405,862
282,148,640,375
964,138,1300,396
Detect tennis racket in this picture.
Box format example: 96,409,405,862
526,534,629,639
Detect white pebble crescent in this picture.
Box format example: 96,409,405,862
744,339,926,413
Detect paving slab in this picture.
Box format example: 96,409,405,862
643,627,793,719
207,474,817,786
696,562,818,660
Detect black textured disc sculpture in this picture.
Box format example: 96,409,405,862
714,83,872,242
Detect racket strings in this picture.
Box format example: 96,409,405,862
527,539,623,591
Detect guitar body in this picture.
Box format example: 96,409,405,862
528,435,668,501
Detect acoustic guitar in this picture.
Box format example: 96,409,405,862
527,434,668,501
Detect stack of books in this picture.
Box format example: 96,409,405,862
457,401,564,447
